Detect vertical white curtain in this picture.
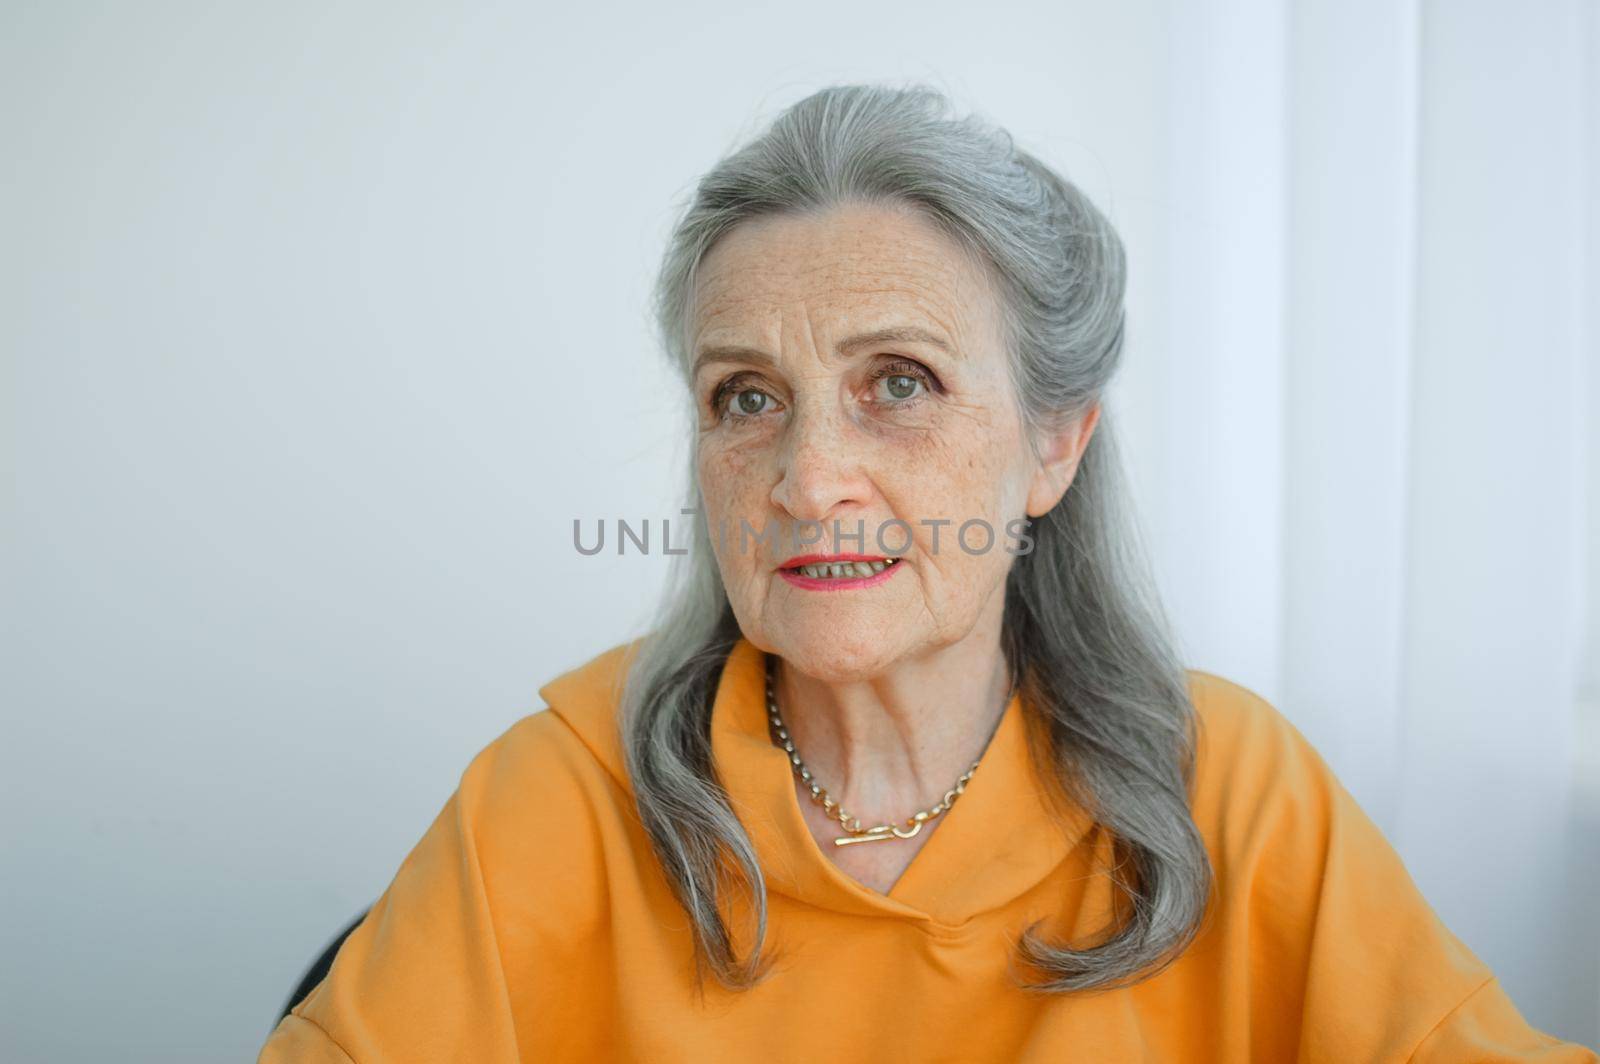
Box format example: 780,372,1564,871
1145,0,1598,1043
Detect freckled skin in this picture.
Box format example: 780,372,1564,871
690,201,1098,892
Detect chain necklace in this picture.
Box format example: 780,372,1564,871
764,656,998,848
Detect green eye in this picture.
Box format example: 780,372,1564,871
876,369,928,403
878,373,923,402
868,358,934,405
730,388,771,417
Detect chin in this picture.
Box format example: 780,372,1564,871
761,620,905,682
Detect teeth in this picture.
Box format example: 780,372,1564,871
795,559,898,579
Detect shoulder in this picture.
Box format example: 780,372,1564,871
1179,668,1478,972
458,637,646,812
445,640,649,927
1176,671,1545,1058
1183,667,1302,759
529,637,645,789
1179,667,1359,900
1183,668,1337,822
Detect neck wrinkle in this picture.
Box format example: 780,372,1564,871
712,637,1096,928
767,637,1015,824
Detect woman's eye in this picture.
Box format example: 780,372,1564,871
880,374,922,401
871,365,930,404
722,386,775,419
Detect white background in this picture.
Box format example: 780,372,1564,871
3,2,1596,1059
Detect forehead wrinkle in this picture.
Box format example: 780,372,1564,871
754,274,971,341
689,211,1003,368
700,224,971,304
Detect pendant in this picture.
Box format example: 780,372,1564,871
834,821,923,847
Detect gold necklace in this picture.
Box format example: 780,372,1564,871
764,657,986,847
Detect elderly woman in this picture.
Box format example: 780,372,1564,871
260,85,1594,1062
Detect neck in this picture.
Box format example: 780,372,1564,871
771,611,1014,826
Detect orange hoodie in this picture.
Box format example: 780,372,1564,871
259,638,1597,1062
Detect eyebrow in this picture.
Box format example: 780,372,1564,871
690,325,955,377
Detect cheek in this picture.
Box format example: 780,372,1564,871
883,421,1028,604
697,443,768,564
890,418,1022,524
698,435,758,498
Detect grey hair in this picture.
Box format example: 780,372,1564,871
619,83,1213,994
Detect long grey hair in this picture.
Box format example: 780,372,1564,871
619,83,1212,994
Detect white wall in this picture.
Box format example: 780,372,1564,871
2,3,1594,1060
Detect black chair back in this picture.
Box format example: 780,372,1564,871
279,909,370,1022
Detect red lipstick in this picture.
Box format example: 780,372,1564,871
777,553,904,592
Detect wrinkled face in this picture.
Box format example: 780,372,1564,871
688,200,1077,682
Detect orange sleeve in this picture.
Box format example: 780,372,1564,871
1194,677,1597,1062
1409,977,1598,1062
257,1013,354,1063
257,725,532,1063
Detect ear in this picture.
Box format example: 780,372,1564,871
1025,403,1101,518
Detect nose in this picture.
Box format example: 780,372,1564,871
769,405,873,525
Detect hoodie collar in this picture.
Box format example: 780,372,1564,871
539,636,1094,930
709,637,1093,929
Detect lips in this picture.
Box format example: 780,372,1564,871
777,553,905,591
781,554,900,580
